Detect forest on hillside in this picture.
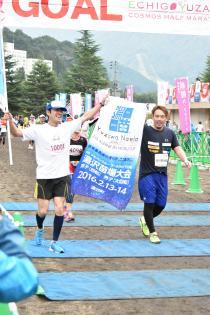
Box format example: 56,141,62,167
3,27,75,79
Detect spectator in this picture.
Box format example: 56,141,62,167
38,114,46,125
18,115,24,128
171,121,178,132
0,118,7,146
64,127,87,222
196,121,204,132
0,213,38,302
194,77,202,102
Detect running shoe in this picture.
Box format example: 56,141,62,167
34,229,44,246
150,232,161,244
49,241,64,253
64,212,75,222
139,216,150,237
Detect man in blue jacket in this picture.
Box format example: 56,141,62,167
0,213,38,303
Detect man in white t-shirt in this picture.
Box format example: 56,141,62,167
4,99,106,253
196,121,204,132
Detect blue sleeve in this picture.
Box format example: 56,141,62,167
0,217,38,303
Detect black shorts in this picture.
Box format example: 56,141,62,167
36,175,69,200
0,132,6,138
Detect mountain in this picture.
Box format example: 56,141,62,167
3,28,75,79
3,28,156,92
106,62,156,92
92,31,210,87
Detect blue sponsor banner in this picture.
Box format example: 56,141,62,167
72,145,137,210
85,93,92,112
72,97,146,210
59,93,67,107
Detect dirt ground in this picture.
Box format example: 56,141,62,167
1,137,210,315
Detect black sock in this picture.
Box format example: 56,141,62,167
143,203,155,233
53,215,64,241
36,213,46,229
153,204,164,218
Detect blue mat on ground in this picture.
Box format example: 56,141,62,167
1,202,210,211
22,214,210,227
38,269,210,300
27,239,210,258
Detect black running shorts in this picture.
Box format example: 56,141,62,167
36,175,69,200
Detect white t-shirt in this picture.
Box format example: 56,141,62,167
1,125,6,133
196,123,204,132
22,119,82,179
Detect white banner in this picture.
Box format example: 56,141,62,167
157,80,168,106
125,85,134,102
165,81,210,104
94,88,109,106
1,1,210,36
190,81,210,102
72,96,146,209
70,93,82,118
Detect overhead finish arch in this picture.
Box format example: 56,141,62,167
0,0,210,36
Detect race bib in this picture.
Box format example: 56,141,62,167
155,153,168,167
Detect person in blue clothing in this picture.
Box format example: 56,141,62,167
138,105,191,244
0,213,38,303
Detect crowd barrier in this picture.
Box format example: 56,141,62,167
170,131,210,166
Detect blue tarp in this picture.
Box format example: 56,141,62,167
22,214,210,227
27,239,210,258
1,202,210,211
38,269,210,300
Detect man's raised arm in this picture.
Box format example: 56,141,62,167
81,97,108,124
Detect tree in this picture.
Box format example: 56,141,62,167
64,30,109,94
134,92,157,103
24,60,59,115
5,54,25,113
201,55,210,83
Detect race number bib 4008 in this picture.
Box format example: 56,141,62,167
155,153,168,167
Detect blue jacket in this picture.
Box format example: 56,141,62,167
0,215,38,302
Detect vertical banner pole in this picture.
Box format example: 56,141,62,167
0,26,13,165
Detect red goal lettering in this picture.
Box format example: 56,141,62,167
12,0,39,17
100,0,122,21
12,0,122,21
42,0,69,19
71,0,98,19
